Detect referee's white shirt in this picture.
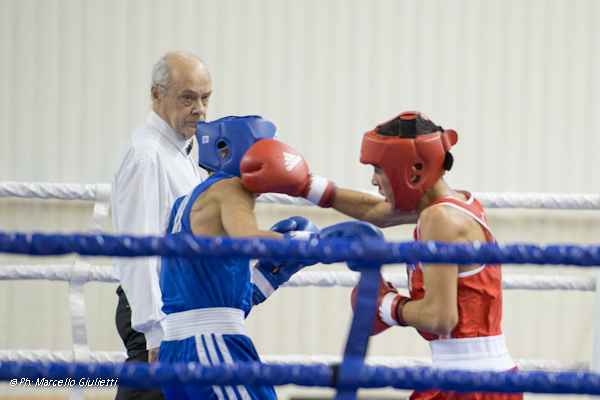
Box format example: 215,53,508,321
111,111,201,349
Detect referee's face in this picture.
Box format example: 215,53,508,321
153,60,213,140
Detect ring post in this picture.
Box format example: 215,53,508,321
590,268,600,400
68,183,111,400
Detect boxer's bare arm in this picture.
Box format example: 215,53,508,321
332,188,418,228
399,205,484,335
218,178,283,239
187,177,283,239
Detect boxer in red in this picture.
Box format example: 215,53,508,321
239,111,522,400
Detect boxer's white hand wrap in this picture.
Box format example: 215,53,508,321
305,175,330,204
379,292,401,327
304,174,338,208
252,266,276,300
286,231,315,241
252,216,320,306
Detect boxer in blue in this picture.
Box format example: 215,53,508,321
159,116,319,400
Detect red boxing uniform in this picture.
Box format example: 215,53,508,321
408,192,522,400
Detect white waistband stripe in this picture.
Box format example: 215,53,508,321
429,334,516,371
164,308,245,340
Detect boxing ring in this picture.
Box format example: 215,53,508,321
1,181,600,399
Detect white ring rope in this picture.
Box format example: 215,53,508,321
0,181,98,201
283,271,597,292
2,181,600,210
0,267,595,292
0,265,118,282
0,350,588,372
473,192,600,210
364,190,600,210
0,350,127,364
1,181,598,380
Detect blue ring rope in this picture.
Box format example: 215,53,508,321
1,361,600,394
1,232,599,266
2,231,599,398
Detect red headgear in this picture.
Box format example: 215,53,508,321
360,111,458,212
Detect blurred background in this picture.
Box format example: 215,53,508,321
0,0,599,399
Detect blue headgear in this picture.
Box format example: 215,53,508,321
196,116,278,178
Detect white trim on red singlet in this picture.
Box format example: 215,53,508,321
416,193,497,275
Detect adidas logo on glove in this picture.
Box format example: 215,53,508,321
284,152,302,171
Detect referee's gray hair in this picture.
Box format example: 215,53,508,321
151,51,202,96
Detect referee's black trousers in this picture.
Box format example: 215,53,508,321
115,285,166,400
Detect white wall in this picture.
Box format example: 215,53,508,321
1,0,599,399
1,0,599,193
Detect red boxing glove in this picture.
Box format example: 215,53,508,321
240,139,338,208
351,280,411,336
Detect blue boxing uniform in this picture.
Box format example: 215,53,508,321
159,172,277,400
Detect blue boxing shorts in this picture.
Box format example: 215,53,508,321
158,308,277,400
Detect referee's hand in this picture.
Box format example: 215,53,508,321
148,347,159,363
